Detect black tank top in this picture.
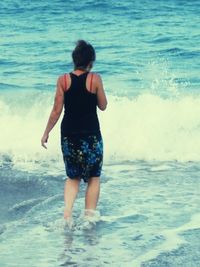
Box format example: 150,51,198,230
61,72,100,137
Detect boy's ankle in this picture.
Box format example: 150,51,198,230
64,207,72,219
84,209,96,216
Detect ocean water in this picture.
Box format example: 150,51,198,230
0,0,200,266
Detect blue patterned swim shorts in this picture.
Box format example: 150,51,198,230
61,133,103,183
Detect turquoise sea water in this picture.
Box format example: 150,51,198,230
0,0,200,266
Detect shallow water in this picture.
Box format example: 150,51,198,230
1,0,200,266
1,162,200,266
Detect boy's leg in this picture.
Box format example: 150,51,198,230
85,177,100,213
64,177,81,219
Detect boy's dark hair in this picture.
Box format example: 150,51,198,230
72,40,96,70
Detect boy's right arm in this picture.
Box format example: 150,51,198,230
95,74,107,111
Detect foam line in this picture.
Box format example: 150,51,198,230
1,92,200,173
129,213,200,267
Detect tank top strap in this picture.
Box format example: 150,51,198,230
69,71,89,89
69,71,88,77
63,73,67,91
90,73,93,92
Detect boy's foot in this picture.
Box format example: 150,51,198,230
64,207,72,220
64,207,73,229
84,209,100,223
84,209,96,217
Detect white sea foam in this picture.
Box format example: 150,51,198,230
128,213,200,267
1,91,200,173
101,93,200,163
